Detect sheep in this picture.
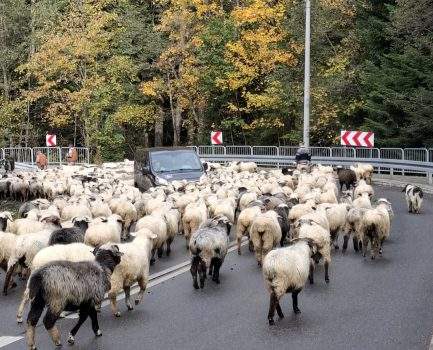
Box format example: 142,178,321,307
403,184,423,214
274,203,290,247
25,245,123,349
354,179,374,199
318,188,338,204
238,190,257,212
361,199,393,259
135,213,168,264
90,198,112,218
16,243,95,323
319,203,351,250
345,207,366,252
0,211,13,232
236,204,263,255
292,208,330,239
189,216,231,289
84,214,123,247
9,215,61,236
250,210,282,266
263,238,318,325
353,192,372,209
109,199,137,238
209,198,236,225
297,219,331,283
61,201,92,222
351,163,374,184
0,179,11,199
48,216,91,245
0,230,18,292
182,200,208,247
336,167,357,192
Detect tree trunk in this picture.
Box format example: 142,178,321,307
154,109,164,146
172,104,181,146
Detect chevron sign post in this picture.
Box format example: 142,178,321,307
341,130,374,147
46,134,57,147
211,131,223,145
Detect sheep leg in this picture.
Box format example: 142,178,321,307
276,302,284,319
157,246,164,258
109,288,121,317
89,306,102,337
17,287,30,323
292,290,301,314
308,260,314,284
124,286,133,311
237,237,243,255
150,248,156,265
68,306,89,345
248,238,254,252
198,260,207,289
134,276,147,305
208,259,214,276
211,258,222,284
379,238,385,255
267,292,278,325
3,261,17,295
353,237,359,252
166,237,174,256
324,260,330,283
43,309,62,346
342,235,350,253
190,260,199,290
26,293,45,350
362,237,369,258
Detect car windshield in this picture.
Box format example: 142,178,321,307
150,151,202,173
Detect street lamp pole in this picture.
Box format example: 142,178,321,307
303,0,311,147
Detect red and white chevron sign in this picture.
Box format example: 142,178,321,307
46,134,57,147
211,131,223,145
341,130,374,147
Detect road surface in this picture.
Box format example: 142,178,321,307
1,186,432,350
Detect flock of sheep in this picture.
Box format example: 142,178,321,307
0,159,424,349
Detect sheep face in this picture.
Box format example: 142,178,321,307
72,216,91,232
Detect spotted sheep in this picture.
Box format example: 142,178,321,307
403,184,423,214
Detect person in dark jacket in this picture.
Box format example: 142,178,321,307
295,144,311,164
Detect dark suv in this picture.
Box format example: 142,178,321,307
134,147,204,191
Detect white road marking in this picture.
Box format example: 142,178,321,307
0,239,248,348
0,336,24,348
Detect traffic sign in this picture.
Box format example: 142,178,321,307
46,134,57,147
211,131,223,145
341,130,374,147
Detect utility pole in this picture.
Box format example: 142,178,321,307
303,0,311,147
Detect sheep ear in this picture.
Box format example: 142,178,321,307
4,212,13,221
72,216,77,223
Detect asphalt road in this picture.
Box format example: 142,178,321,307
1,186,433,350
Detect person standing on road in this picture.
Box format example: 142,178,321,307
295,143,311,164
66,144,78,165
35,151,48,170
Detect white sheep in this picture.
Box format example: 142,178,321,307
354,179,374,199
236,205,262,255
250,210,282,266
262,238,318,324
84,214,123,247
182,200,208,248
135,213,168,264
103,228,156,317
403,184,424,214
109,199,137,238
297,219,331,283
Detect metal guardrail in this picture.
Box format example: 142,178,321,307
189,146,433,184
0,147,90,166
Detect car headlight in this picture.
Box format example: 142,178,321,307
155,176,168,186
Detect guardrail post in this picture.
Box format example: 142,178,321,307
428,172,433,185
390,167,394,178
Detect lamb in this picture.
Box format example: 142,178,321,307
336,167,357,192
25,245,123,349
103,228,156,317
189,216,230,289
236,204,263,255
250,210,282,266
361,199,393,259
182,200,208,248
320,203,351,250
262,238,318,325
16,243,95,323
48,216,91,245
84,214,124,247
403,184,423,214
297,219,331,283
135,213,168,264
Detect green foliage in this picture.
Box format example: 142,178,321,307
96,123,126,162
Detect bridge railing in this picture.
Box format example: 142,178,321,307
0,146,90,166
191,145,433,184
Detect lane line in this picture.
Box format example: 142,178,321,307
0,336,23,348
